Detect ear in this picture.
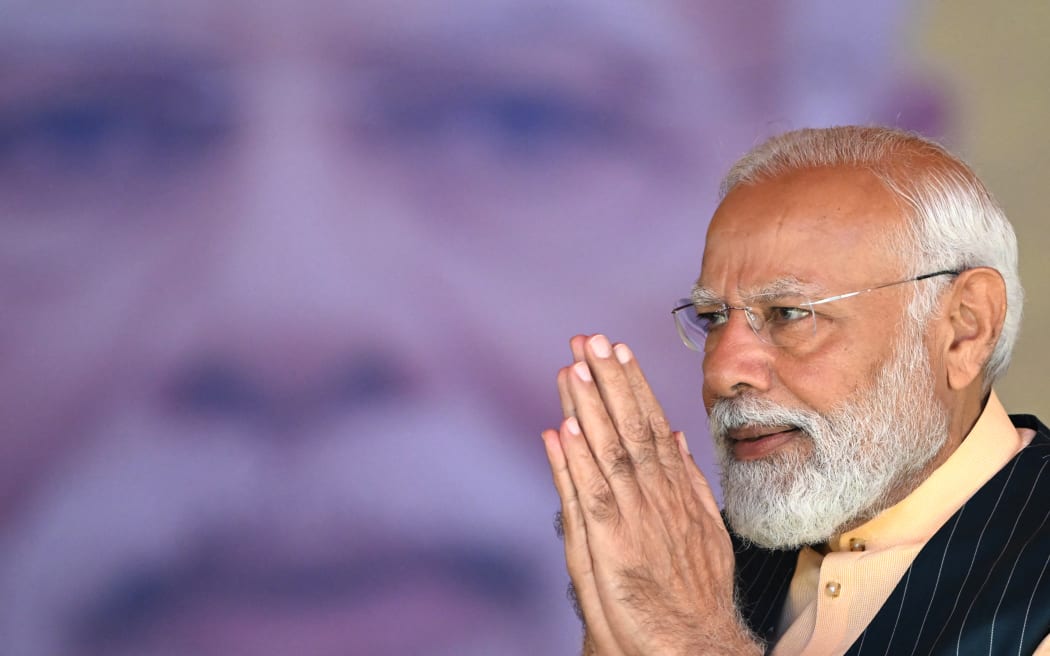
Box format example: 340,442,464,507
941,267,1007,391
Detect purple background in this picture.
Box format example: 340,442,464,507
0,1,980,654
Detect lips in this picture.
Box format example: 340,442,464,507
728,425,802,461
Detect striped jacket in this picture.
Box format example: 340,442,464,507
733,414,1050,655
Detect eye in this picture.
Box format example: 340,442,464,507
768,306,812,323
464,90,614,150
363,80,630,161
694,307,729,332
0,74,233,195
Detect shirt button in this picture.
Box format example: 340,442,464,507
825,581,842,597
849,538,866,552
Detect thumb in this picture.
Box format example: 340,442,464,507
674,431,723,523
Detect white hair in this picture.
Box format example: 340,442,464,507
719,125,1023,386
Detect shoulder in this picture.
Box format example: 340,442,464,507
1008,413,1050,468
1010,413,1050,438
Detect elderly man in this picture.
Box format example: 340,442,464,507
543,126,1049,655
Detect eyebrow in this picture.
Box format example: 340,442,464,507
689,287,724,306
691,276,830,305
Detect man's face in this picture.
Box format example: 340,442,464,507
0,1,784,654
697,166,949,546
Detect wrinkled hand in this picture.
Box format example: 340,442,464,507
542,334,761,656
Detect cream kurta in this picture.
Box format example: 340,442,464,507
769,392,1047,655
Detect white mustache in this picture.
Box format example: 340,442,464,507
708,395,821,445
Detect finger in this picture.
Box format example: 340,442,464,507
542,428,621,651
543,428,586,533
559,333,593,419
674,430,723,523
557,366,576,419
674,430,690,456
578,335,660,474
609,341,681,474
558,409,631,523
566,359,643,500
569,334,587,362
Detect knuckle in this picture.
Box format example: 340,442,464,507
648,413,672,437
619,415,649,444
631,445,658,470
601,443,634,479
585,481,618,523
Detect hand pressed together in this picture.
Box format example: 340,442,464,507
542,334,762,656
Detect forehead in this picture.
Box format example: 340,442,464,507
0,0,742,57
0,0,764,128
698,165,908,296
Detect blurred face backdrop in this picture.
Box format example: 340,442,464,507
0,1,939,654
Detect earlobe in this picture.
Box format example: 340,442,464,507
943,268,1007,391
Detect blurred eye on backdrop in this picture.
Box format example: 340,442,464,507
349,55,665,178
0,57,235,210
0,52,235,280
365,82,628,158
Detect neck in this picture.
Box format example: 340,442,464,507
941,381,991,465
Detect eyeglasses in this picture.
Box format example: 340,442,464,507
672,270,960,352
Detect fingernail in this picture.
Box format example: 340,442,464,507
566,416,581,435
614,343,632,364
589,334,612,358
573,361,592,381
676,431,691,455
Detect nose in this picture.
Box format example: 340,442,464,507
153,77,441,436
701,309,774,402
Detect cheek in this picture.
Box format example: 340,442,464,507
0,209,192,510
779,366,844,412
701,380,718,414
1,261,137,417
775,340,892,413
0,289,122,521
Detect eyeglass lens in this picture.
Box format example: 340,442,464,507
673,295,818,351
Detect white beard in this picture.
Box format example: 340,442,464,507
710,329,949,550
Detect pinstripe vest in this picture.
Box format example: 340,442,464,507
733,415,1050,655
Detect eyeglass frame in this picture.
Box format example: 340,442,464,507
671,269,962,352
